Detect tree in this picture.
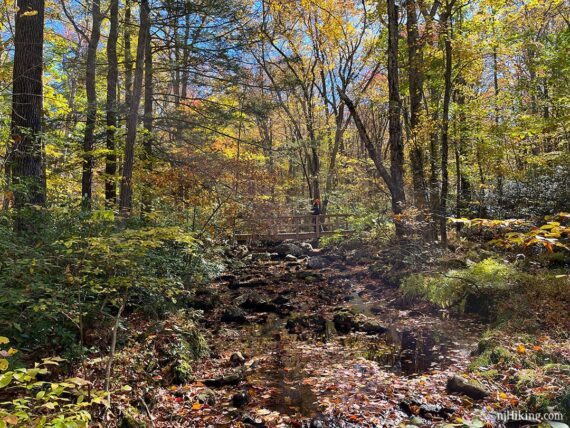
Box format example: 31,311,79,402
81,0,103,208
105,0,119,207
142,19,153,214
338,0,407,237
119,0,150,215
386,0,406,218
439,0,455,247
9,0,46,213
406,0,428,209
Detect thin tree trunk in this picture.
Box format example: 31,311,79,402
142,22,153,214
10,0,47,216
105,0,119,207
81,0,102,208
124,0,133,110
322,107,346,215
440,2,453,248
119,0,150,215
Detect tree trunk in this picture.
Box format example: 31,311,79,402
124,0,133,110
439,2,453,248
142,22,153,214
105,0,119,207
119,0,150,215
81,0,102,208
387,0,407,226
406,0,428,209
10,0,46,213
322,106,346,215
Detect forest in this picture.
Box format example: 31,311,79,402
0,0,569,426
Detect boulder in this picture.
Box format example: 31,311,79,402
307,256,328,269
220,306,248,324
237,293,279,313
203,370,244,387
332,308,387,335
348,247,375,265
296,271,324,283
332,309,359,334
233,245,250,259
285,314,326,335
338,238,362,252
230,352,246,366
119,406,147,428
446,375,489,400
252,252,271,262
231,392,249,407
196,388,216,405
185,287,219,311
275,242,304,258
300,242,315,254
359,319,387,334
399,400,455,419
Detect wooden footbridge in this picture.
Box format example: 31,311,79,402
234,214,352,242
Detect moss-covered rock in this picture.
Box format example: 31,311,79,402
152,315,209,385
119,406,147,428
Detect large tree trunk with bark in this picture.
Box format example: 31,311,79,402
119,0,150,215
81,0,102,208
387,0,407,222
105,0,119,207
10,0,46,213
406,0,428,209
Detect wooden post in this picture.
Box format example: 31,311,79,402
316,215,321,239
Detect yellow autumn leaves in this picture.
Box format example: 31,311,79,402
0,337,18,373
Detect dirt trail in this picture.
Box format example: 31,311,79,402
155,247,494,427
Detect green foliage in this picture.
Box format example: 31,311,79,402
0,337,105,427
0,210,209,359
450,213,570,253
400,258,517,310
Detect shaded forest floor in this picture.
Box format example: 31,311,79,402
84,243,569,427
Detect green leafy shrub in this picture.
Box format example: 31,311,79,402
400,258,517,312
0,210,208,360
0,337,105,427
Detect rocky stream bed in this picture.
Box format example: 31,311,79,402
131,241,512,428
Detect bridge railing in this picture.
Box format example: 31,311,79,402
233,213,352,241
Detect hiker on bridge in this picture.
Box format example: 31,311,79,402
311,198,321,216
311,198,322,233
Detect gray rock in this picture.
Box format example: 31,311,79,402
446,375,489,400
296,270,324,282
275,243,304,258
230,352,246,366
234,245,249,258
196,388,216,405
203,370,244,387
300,242,315,253
220,306,248,324
333,308,387,335
231,392,249,407
237,293,279,313
307,256,328,269
252,252,271,261
339,238,362,251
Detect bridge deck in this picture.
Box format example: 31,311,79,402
233,214,352,242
